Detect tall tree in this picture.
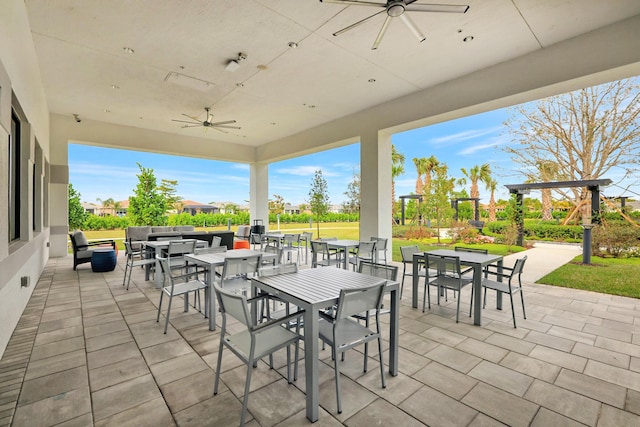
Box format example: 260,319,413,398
504,78,640,221
423,155,440,194
342,172,360,214
96,197,115,216
269,194,285,215
536,160,561,220
423,164,455,244
68,183,88,230
412,157,426,195
460,163,492,218
308,170,330,238
487,178,498,222
128,163,167,226
158,179,182,212
391,144,405,222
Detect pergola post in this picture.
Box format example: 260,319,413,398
514,192,525,247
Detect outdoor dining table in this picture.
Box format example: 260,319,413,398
143,239,208,287
324,239,360,269
266,232,314,264
412,249,503,326
184,249,276,331
251,267,400,422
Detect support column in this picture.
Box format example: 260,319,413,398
360,131,391,260
249,163,269,231
48,120,70,257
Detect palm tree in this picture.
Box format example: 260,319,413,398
412,157,426,195
422,155,440,194
487,178,498,222
391,145,405,222
461,163,491,218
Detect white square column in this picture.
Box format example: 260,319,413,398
360,131,392,260
249,162,270,231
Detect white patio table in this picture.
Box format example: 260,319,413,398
251,267,400,422
412,249,504,326
184,249,275,330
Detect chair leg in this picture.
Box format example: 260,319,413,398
455,291,461,323
520,287,527,320
377,336,386,389
163,295,174,334
509,292,517,328
334,349,342,414
469,286,474,318
240,354,254,426
213,337,225,395
364,314,370,372
156,291,164,323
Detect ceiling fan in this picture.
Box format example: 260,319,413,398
172,107,240,132
320,0,469,50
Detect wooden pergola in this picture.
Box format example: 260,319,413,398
505,179,612,265
451,197,480,221
398,195,423,226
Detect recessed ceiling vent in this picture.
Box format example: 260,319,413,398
164,72,215,92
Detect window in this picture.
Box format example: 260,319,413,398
9,110,20,241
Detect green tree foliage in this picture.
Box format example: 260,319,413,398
342,172,360,214
269,194,285,215
423,164,455,243
68,183,88,230
308,170,330,237
158,179,182,211
127,163,167,226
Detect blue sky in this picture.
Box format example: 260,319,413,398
68,104,635,207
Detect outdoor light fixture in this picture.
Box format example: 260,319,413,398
225,52,247,72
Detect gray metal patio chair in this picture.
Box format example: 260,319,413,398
155,256,208,334
282,233,301,264
122,240,156,290
219,253,262,296
425,254,474,323
482,256,528,328
310,240,341,268
348,240,376,271
213,283,302,426
370,236,389,264
400,245,430,299
318,282,387,414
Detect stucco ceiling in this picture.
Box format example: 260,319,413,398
26,0,640,148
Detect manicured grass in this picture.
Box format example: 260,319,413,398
538,255,640,299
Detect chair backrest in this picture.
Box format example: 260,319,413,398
357,241,376,259
511,256,527,278
263,244,282,264
400,245,419,263
157,256,177,289
434,255,463,282
371,237,388,251
302,231,314,241
210,235,222,248
335,283,385,321
359,261,398,281
454,246,488,254
71,230,89,250
320,237,338,242
221,254,262,280
123,240,133,257
259,263,298,277
214,283,253,328
167,239,197,256
283,233,300,247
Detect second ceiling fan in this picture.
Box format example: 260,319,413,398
321,0,469,50
172,107,240,133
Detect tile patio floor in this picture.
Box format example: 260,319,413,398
2,254,640,426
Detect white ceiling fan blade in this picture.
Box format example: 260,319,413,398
372,14,392,50
181,124,204,128
321,0,388,7
213,125,241,130
172,119,201,124
333,9,386,36
211,127,229,134
405,3,469,14
399,13,426,43
181,113,202,121
209,120,237,126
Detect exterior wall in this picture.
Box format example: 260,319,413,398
0,0,51,357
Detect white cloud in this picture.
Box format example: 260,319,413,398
458,136,510,155
430,126,503,145
274,165,340,177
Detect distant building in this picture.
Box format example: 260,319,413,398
180,200,219,215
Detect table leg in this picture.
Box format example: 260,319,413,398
473,264,483,326
496,259,503,310
208,268,217,331
412,254,419,308
303,308,319,422
389,288,399,375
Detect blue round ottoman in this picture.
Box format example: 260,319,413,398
91,248,117,272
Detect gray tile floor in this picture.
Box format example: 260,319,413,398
2,254,640,426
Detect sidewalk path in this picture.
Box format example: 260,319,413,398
502,242,582,283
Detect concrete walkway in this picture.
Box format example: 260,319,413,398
503,242,583,283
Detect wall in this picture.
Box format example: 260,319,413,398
0,0,51,357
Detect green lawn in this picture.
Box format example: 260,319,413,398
538,256,640,299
